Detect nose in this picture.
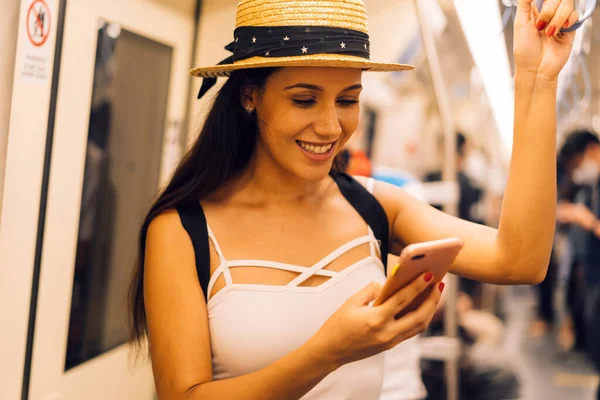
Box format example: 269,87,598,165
313,103,343,138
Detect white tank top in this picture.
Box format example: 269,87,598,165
204,178,426,400
206,222,387,399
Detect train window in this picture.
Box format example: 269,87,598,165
65,21,172,370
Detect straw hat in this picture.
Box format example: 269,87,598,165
191,0,414,80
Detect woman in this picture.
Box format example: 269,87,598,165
129,0,577,399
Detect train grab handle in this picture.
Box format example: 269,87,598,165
535,0,596,32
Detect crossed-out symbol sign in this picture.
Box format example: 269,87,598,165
27,0,51,47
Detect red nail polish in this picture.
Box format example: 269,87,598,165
563,21,570,28
424,272,434,282
546,26,556,37
536,20,547,31
439,282,445,293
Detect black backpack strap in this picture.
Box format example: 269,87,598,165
333,172,390,273
176,200,211,298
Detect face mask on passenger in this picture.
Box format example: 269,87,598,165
572,159,600,185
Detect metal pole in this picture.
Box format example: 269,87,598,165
412,1,459,400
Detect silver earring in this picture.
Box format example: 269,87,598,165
245,105,254,114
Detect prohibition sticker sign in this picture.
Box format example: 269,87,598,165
27,0,51,47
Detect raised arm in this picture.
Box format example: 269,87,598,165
366,0,577,285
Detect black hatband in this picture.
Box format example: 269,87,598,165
198,26,371,99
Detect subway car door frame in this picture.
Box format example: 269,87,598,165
18,1,198,399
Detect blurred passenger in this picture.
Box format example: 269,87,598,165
530,253,558,338
555,159,587,351
556,130,600,398
425,132,484,224
126,1,577,399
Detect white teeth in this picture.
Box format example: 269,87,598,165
298,141,333,154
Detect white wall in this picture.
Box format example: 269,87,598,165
0,0,20,219
187,0,238,144
363,0,421,65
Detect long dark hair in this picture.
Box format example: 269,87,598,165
128,67,348,348
128,68,276,347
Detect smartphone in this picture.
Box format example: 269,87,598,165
373,238,464,314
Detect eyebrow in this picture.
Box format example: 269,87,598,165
284,83,363,92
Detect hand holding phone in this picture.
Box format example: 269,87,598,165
373,238,463,315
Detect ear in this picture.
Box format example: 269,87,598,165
241,85,258,109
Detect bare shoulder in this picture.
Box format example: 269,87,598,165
145,207,200,292
146,208,186,244
145,207,201,286
144,208,213,397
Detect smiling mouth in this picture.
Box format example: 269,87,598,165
295,140,336,155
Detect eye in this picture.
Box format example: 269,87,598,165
338,98,359,107
292,98,316,108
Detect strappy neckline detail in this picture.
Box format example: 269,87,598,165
206,224,381,301
203,175,383,302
